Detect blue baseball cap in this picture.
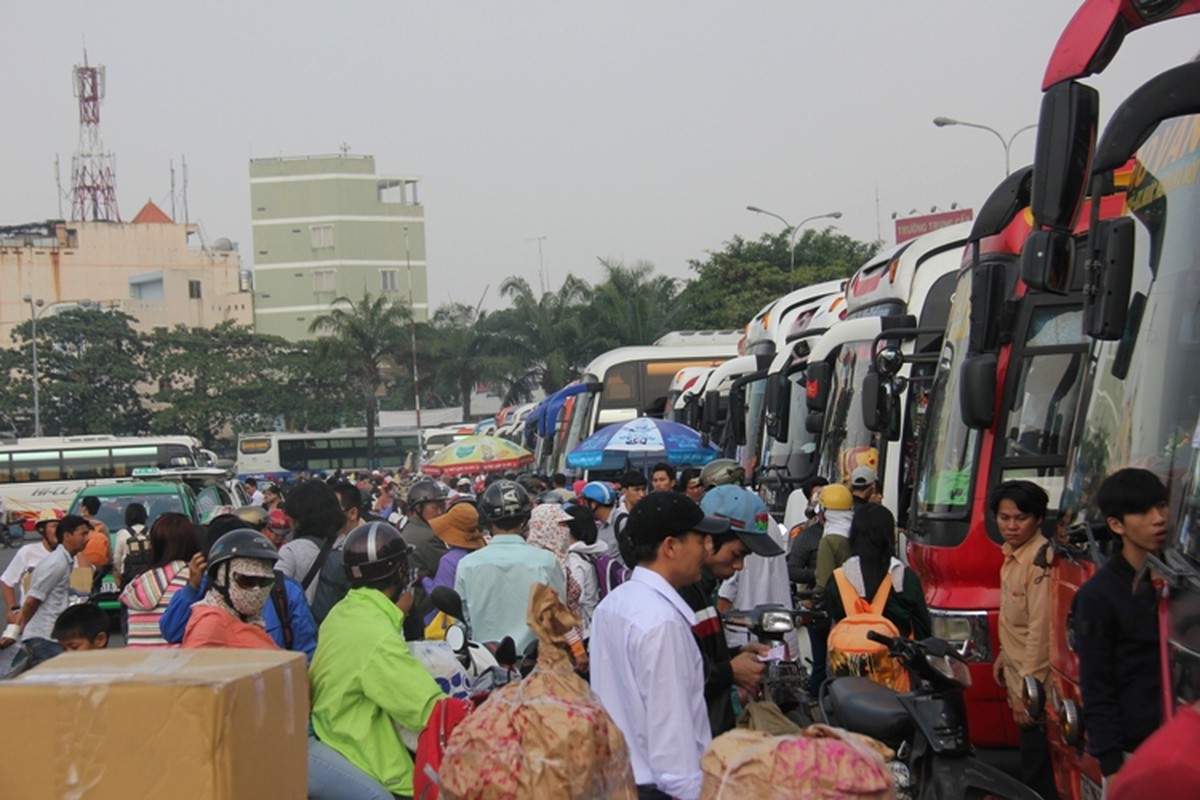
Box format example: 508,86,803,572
701,485,783,557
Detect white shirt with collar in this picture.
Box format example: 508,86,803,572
590,566,710,800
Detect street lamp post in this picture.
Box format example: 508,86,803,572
932,116,1038,177
21,295,44,438
746,206,843,289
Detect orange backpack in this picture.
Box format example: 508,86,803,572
827,567,911,692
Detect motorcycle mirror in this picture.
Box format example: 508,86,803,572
430,586,465,621
493,636,518,668
445,623,467,653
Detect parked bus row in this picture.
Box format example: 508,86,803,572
516,5,1200,795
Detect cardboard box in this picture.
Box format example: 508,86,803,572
1,648,308,799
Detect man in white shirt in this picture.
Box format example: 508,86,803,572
245,477,265,507
0,514,91,674
590,491,728,800
1,512,60,621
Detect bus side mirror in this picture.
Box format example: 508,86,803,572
729,384,748,446
862,370,889,435
805,411,825,435
701,389,721,433
805,362,832,413
1021,229,1074,296
1084,217,1135,341
959,354,997,429
765,373,790,442
1031,80,1098,232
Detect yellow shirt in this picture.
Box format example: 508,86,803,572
998,534,1052,709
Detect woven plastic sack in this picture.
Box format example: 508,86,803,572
439,583,636,800
700,725,896,800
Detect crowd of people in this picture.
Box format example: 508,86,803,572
0,457,1181,799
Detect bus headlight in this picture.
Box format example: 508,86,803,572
929,610,991,662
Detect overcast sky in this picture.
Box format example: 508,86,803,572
4,2,1200,311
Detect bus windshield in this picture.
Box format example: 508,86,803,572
559,388,596,473
1066,118,1200,534
914,269,978,522
817,340,882,484
764,366,820,488
741,376,768,476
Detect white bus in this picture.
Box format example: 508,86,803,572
0,435,211,525
553,334,742,476
236,428,421,480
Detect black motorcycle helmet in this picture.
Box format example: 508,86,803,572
206,528,280,581
343,521,412,589
406,479,448,513
479,479,533,530
205,528,280,619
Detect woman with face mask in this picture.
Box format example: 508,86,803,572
182,529,280,650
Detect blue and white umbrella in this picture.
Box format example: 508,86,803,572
565,416,718,471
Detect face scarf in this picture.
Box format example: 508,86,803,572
527,504,582,617
204,556,275,624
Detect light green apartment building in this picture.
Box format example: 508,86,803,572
249,154,427,341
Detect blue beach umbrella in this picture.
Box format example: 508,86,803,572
565,417,718,471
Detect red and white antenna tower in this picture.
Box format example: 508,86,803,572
70,50,120,222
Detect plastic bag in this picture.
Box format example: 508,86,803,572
439,583,636,800
700,725,896,800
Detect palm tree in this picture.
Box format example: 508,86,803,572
588,259,680,349
427,302,516,419
495,275,592,394
309,293,411,463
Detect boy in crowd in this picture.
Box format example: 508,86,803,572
52,602,110,652
1076,468,1169,783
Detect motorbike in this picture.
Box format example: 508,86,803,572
3,520,25,548
819,630,1042,800
721,603,821,727
429,586,524,691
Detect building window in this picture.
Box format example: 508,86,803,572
380,269,400,294
313,269,335,294
310,225,334,249
188,280,202,299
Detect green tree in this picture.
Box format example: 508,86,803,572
0,346,31,435
586,259,681,350
424,302,518,419
144,321,270,447
8,308,148,436
308,293,411,462
676,228,880,329
492,275,592,394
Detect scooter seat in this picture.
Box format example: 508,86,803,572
827,677,913,745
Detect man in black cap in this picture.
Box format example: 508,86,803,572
590,491,728,800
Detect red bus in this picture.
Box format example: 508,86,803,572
1021,2,1200,796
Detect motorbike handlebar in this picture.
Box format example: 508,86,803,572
865,630,894,646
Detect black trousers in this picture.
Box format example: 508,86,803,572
636,785,670,800
1019,724,1059,800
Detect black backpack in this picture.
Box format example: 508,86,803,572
309,545,349,624
121,527,153,586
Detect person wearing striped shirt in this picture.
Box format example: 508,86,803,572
119,513,201,647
